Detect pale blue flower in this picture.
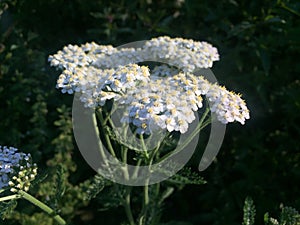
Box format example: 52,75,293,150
0,146,37,191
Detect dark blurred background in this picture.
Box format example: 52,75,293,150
0,0,299,224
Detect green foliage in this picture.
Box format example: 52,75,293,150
53,165,66,210
242,197,256,225
0,0,300,224
264,206,300,225
279,207,300,225
83,174,108,201
7,212,54,225
0,200,17,220
167,167,206,186
242,198,300,225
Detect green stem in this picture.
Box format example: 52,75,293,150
92,111,118,180
124,187,136,225
140,134,149,159
96,109,116,157
95,110,132,224
92,111,107,161
94,108,135,224
118,123,135,225
155,183,160,198
149,139,162,165
132,134,163,180
103,105,118,124
18,190,66,225
139,135,154,225
158,107,211,163
148,183,162,225
140,139,163,224
143,184,149,216
144,185,149,206
0,194,20,202
132,158,143,179
279,2,300,17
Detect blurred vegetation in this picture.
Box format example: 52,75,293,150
0,0,299,224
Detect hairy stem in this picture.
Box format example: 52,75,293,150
139,135,152,225
158,107,211,163
0,194,20,202
19,190,66,225
124,187,136,225
96,109,116,157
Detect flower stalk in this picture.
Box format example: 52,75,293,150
18,190,66,225
0,194,20,202
48,36,251,225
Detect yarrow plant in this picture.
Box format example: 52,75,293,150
0,146,66,225
47,36,250,224
49,36,249,133
0,146,37,192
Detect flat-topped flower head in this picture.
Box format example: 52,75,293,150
0,146,37,192
141,36,219,72
49,36,220,94
205,84,250,124
49,37,250,135
118,69,249,134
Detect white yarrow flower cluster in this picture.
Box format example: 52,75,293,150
0,146,37,192
140,36,220,72
206,85,250,124
49,36,250,134
120,73,201,134
49,36,219,73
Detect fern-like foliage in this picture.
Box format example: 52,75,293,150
242,197,256,225
279,206,300,225
84,174,108,201
0,200,17,220
144,186,175,225
264,206,300,225
53,165,66,211
167,167,206,186
95,184,125,211
242,199,299,225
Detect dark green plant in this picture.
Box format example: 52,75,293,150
242,197,300,225
0,0,299,224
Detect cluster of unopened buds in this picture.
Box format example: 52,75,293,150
49,36,250,134
0,146,37,192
